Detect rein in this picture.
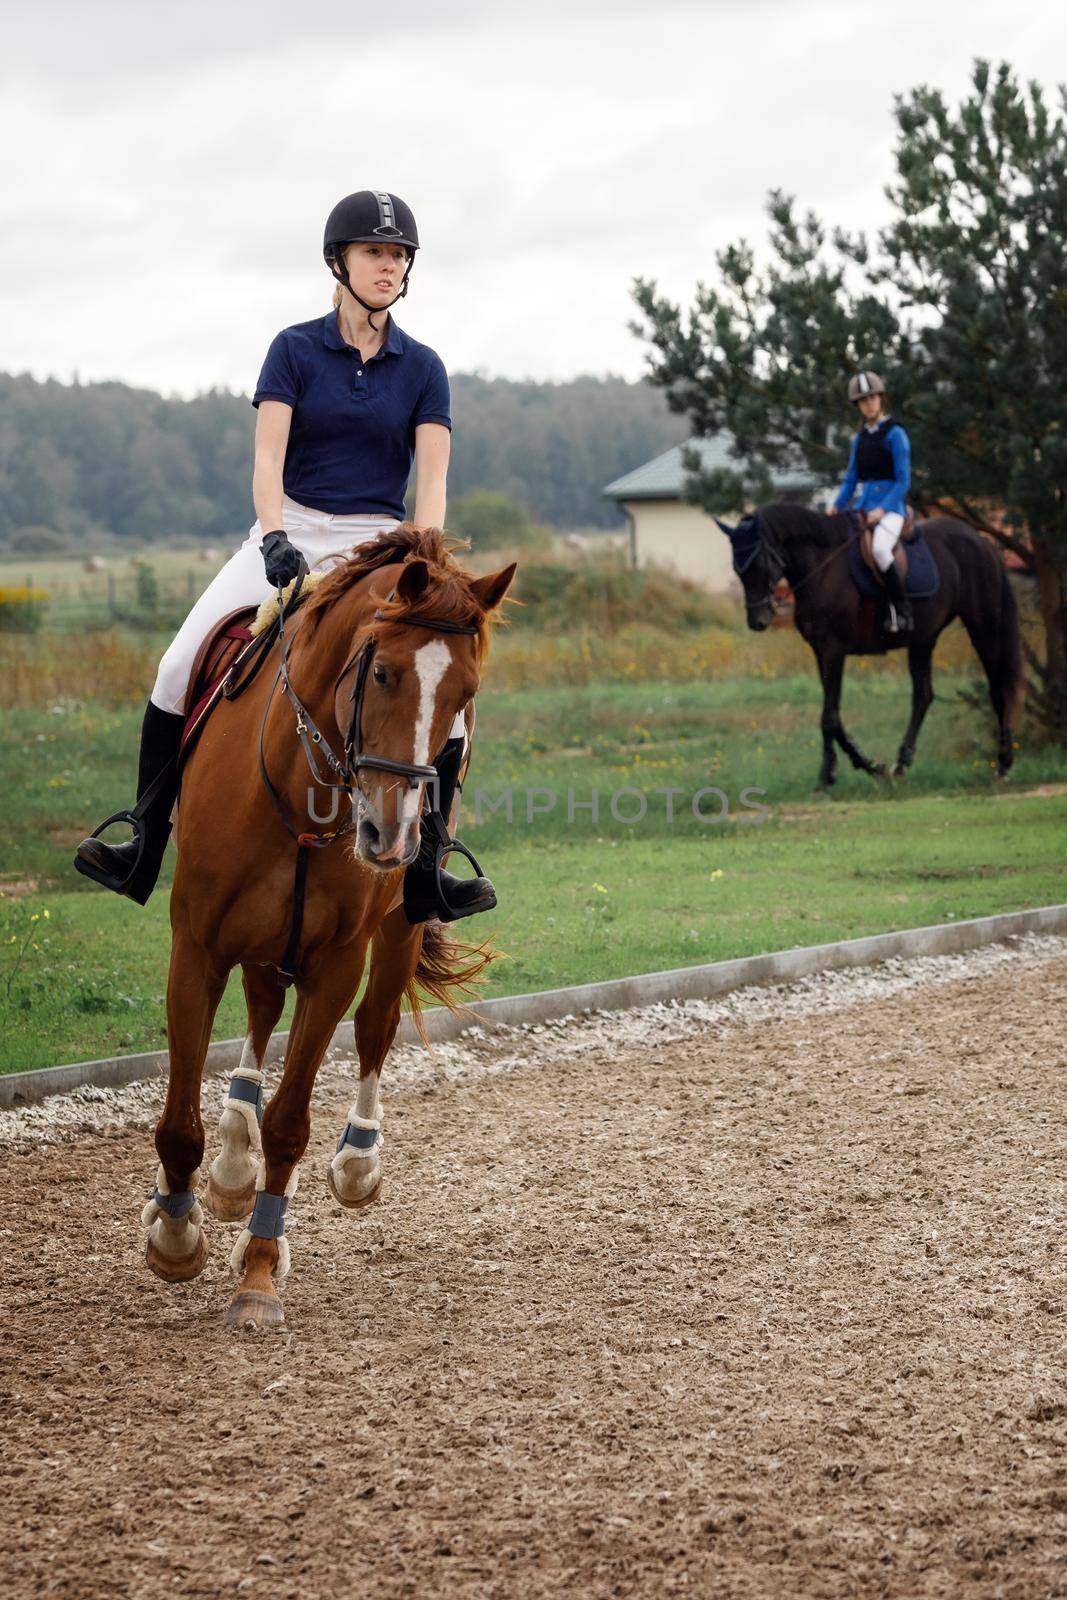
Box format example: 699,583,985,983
789,523,862,596
258,573,479,987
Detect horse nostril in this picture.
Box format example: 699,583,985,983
358,817,381,856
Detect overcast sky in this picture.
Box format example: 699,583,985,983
1,0,1061,396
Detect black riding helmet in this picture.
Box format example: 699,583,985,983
323,190,419,328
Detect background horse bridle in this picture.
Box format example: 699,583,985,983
728,510,860,612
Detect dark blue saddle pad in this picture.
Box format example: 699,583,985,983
847,527,940,600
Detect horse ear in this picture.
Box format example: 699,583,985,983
714,517,736,537
469,562,517,614
395,558,431,604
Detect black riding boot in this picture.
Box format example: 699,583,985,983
403,735,497,924
74,701,185,905
882,562,914,633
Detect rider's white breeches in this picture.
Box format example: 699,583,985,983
871,511,904,572
151,497,466,743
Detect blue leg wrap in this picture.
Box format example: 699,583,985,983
228,1074,264,1124
152,1186,196,1220
336,1122,379,1155
248,1190,289,1240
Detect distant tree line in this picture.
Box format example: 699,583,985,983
0,369,683,545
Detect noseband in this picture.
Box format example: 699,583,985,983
342,609,480,788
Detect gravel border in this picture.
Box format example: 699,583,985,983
2,926,1064,1149
2,903,1065,1110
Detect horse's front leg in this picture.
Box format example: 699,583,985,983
816,647,841,789
329,907,423,1211
205,964,286,1223
893,641,935,777
225,954,364,1331
818,645,886,781
144,932,228,1282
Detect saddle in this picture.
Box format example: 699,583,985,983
858,508,915,584
847,511,940,601
179,573,328,761
180,608,261,756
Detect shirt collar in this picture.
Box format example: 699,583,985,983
324,308,406,358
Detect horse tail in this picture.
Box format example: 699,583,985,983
403,920,497,1045
995,557,1025,725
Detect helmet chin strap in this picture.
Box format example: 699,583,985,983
329,257,413,332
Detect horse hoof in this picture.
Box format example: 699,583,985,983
145,1227,209,1283
327,1163,382,1212
871,762,889,779
891,761,907,779
224,1290,285,1331
204,1172,256,1223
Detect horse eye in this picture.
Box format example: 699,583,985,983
373,665,388,686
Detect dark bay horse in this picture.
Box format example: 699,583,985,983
141,526,515,1328
716,503,1023,788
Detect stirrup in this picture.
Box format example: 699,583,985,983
435,838,496,920
73,809,147,893
405,812,496,924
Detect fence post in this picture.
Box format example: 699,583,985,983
107,572,116,620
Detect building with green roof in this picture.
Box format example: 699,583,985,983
603,436,819,592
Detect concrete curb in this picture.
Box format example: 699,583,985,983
3,902,1065,1109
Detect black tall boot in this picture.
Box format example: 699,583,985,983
882,562,914,633
403,736,496,925
74,700,185,905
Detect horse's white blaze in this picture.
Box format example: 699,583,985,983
413,639,451,765
402,638,452,824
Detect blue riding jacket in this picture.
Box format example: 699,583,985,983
833,416,911,519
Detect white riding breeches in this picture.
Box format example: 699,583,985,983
150,496,466,742
151,497,397,714
871,511,904,573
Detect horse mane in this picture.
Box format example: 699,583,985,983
759,501,851,549
303,523,498,661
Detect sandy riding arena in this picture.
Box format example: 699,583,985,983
2,934,1066,1599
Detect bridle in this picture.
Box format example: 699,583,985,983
342,609,479,785
259,574,479,843
732,515,785,614
735,512,861,613
258,571,479,987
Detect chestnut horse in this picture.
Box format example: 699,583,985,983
141,526,515,1328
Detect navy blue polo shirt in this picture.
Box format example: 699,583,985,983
252,310,452,517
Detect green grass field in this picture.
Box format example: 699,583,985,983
2,667,1065,1073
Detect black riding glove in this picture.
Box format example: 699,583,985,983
261,530,304,587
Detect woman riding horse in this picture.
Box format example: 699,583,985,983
74,189,493,926
833,371,913,634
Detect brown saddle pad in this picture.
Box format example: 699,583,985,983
180,606,261,756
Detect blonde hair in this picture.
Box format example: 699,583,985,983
332,283,343,310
